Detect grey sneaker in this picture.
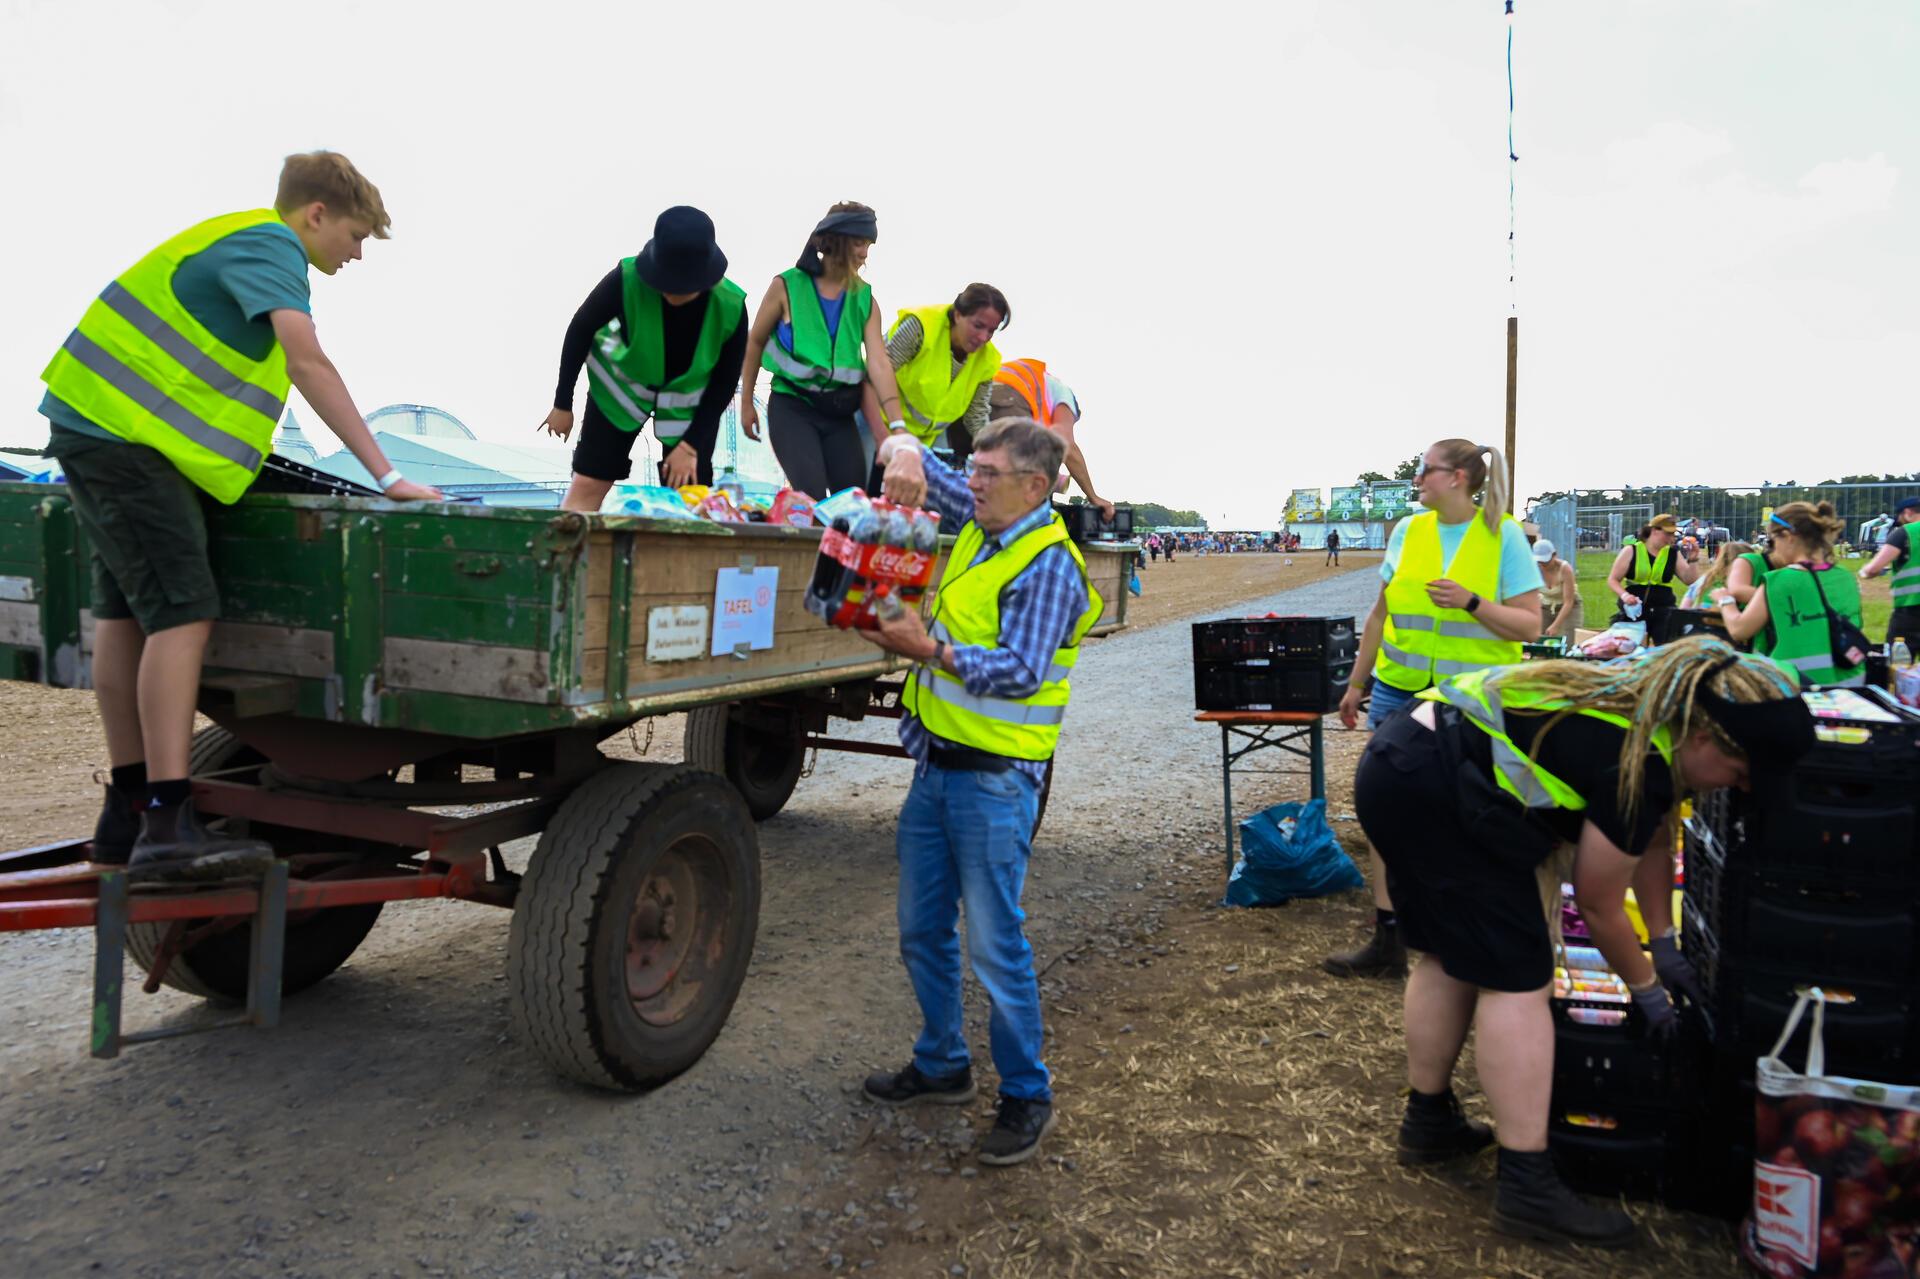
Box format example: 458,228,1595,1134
862,1063,977,1107
977,1096,1056,1166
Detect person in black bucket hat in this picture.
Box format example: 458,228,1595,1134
539,206,747,511
1350,636,1811,1249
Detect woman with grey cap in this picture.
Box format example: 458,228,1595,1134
739,202,907,498
540,206,747,512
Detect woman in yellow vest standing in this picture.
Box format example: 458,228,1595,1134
738,202,908,498
38,152,442,882
1711,501,1868,687
1604,514,1699,631
1356,640,1811,1245
1324,438,1543,979
987,358,1114,521
539,207,747,512
884,284,1009,463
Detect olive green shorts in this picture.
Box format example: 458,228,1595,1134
47,429,221,634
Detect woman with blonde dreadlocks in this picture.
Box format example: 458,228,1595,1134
1354,637,1813,1248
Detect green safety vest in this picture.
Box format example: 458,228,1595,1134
1736,551,1776,653
1376,510,1524,692
1763,566,1866,688
40,209,292,504
902,515,1102,761
887,304,1000,447
1629,541,1675,587
586,259,746,441
1418,668,1673,812
1891,530,1920,610
762,269,871,396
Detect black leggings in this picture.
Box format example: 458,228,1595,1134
768,392,868,499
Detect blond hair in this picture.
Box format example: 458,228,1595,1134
1431,437,1511,532
276,151,390,238
1693,540,1753,600
1490,635,1799,822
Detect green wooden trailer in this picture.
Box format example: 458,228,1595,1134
0,483,1134,1088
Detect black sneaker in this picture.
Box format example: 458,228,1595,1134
128,799,275,883
978,1096,1056,1166
1398,1089,1495,1165
862,1063,977,1107
90,782,145,866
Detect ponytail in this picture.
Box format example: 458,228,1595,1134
1431,437,1510,532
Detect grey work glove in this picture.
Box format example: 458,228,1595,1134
1649,932,1704,1006
1630,983,1679,1039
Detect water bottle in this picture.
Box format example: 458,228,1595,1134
715,465,745,507
1894,636,1913,667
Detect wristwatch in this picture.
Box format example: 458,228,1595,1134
1465,593,1482,614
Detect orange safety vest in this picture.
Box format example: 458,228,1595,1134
993,358,1056,426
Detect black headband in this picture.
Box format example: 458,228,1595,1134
1694,657,1814,765
795,210,879,275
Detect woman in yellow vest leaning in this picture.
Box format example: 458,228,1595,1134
1323,438,1544,980
883,284,1008,462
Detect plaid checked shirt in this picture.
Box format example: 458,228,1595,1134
899,446,1090,783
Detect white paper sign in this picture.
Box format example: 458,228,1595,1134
710,566,780,657
644,605,710,663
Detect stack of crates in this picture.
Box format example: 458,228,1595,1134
1190,616,1357,713
1679,686,1920,1216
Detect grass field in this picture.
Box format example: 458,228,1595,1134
1572,550,1894,638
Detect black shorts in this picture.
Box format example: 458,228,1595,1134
46,427,221,634
1353,710,1554,992
1888,605,1920,648
571,399,713,486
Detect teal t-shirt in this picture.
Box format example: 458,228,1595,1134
1381,514,1544,600
42,221,312,443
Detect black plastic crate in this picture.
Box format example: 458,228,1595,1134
1193,659,1352,713
1191,616,1358,664
1551,1015,1699,1113
1054,502,1133,542
1548,1109,1681,1201
1695,970,1920,1082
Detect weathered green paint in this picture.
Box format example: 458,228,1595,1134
384,594,548,648
35,495,83,686
338,516,384,725
604,531,635,701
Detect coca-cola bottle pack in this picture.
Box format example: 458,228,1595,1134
803,490,942,629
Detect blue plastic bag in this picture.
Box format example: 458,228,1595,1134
1225,797,1363,908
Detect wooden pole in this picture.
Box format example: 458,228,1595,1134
1504,316,1519,512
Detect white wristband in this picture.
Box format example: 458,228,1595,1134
376,468,403,492
887,420,907,435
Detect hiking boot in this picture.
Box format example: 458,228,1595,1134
128,799,274,883
90,782,145,866
978,1096,1057,1167
1492,1147,1636,1249
862,1063,977,1108
1398,1088,1495,1165
1322,920,1407,979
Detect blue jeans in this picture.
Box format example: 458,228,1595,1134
895,764,1050,1101
1366,677,1418,730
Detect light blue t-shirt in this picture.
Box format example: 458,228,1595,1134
42,221,311,442
1381,513,1544,600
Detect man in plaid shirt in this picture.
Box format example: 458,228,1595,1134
855,417,1101,1167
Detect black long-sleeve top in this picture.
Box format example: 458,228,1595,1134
553,266,747,457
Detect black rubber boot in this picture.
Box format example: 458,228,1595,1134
90,784,145,866
1398,1088,1495,1165
1492,1147,1635,1249
1322,920,1407,978
128,799,274,883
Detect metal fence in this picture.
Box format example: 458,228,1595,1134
1528,483,1920,557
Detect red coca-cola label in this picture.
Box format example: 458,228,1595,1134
867,545,933,585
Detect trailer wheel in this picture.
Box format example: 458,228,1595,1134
684,703,805,821
126,727,384,1002
507,763,761,1091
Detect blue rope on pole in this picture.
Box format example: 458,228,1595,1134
1506,0,1518,315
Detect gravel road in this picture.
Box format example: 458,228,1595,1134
0,566,1381,1279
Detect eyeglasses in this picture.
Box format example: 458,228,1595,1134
964,460,1041,483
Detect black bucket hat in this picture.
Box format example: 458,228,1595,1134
635,206,728,294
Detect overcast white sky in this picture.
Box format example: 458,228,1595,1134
3,0,1914,528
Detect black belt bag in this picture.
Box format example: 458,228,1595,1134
928,743,1013,773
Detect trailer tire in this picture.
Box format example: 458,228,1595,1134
684,703,804,821
507,763,761,1091
126,727,384,1002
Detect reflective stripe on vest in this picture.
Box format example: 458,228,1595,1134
1376,510,1523,692
902,515,1101,760
39,209,291,503
1763,566,1866,689
586,261,746,432
888,305,1000,447
1418,667,1673,811
764,269,869,392
992,358,1053,423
